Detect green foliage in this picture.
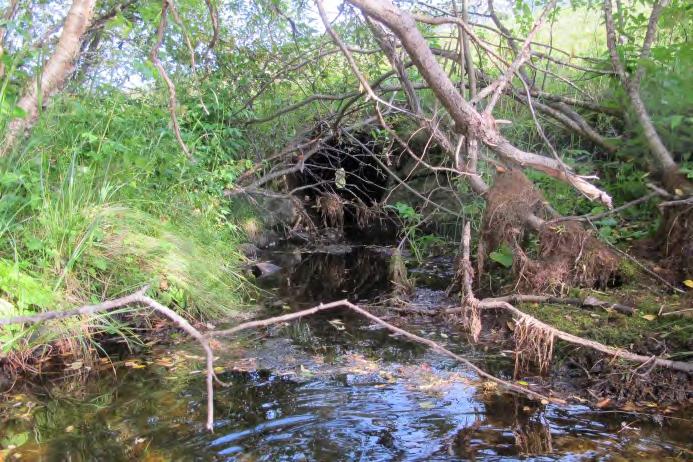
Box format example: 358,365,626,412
0,90,256,361
489,243,514,268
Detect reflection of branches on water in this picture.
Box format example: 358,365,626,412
443,395,553,458
278,250,391,304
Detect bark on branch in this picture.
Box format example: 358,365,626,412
1,0,96,156
346,0,612,207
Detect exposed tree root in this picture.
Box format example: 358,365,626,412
454,222,692,376
449,300,693,374
513,317,554,377
519,222,619,292
389,245,414,301
656,201,692,280
480,170,620,293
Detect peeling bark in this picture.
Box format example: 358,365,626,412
1,0,96,156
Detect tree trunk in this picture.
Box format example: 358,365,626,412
603,0,682,184
1,0,96,156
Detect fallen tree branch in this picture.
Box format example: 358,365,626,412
550,191,658,223
449,290,689,372
347,0,613,208
452,294,635,316
448,221,689,375
209,299,559,404
0,289,561,432
476,300,692,373
0,286,216,431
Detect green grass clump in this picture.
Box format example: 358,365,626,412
0,92,257,367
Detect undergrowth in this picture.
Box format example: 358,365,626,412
0,92,256,370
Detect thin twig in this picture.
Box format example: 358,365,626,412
149,0,193,160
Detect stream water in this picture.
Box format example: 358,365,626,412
1,244,690,461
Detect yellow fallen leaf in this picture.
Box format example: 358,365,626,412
65,425,74,433
683,279,693,288
642,314,656,321
124,361,146,369
67,361,83,370
213,366,225,373
517,380,529,386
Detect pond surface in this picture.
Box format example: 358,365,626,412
1,244,691,461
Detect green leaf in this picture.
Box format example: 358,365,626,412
489,243,513,268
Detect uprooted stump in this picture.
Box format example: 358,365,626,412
656,201,692,281
479,169,620,293
478,169,544,277
518,222,620,293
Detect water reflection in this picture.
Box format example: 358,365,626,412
1,245,691,461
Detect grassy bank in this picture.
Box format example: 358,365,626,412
0,91,256,371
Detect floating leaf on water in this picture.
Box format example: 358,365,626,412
418,401,435,409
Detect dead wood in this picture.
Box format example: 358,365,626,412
149,0,192,160
1,287,574,433
347,0,613,208
604,0,678,175
445,296,690,374
488,294,634,315
476,300,693,374
0,286,216,431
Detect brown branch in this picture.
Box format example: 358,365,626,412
474,294,635,316
348,0,612,208
475,301,692,373
0,286,216,431
168,0,195,68
149,0,193,160
550,191,658,223
604,0,677,175
482,0,557,116
204,0,219,52
209,299,559,404
86,0,139,34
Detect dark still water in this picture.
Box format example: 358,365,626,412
1,245,690,461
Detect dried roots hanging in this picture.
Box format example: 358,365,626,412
513,317,555,378
316,192,344,229
389,247,414,302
